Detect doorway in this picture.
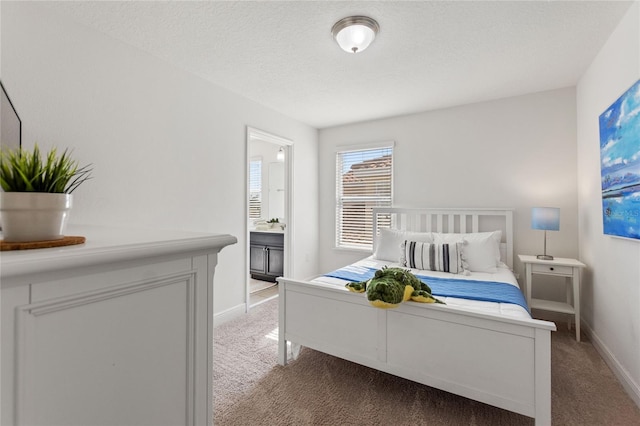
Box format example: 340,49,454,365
246,127,292,310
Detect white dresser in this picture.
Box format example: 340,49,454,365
1,225,236,426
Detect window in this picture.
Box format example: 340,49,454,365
336,144,393,250
249,158,262,219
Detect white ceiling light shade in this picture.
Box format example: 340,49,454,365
331,16,380,53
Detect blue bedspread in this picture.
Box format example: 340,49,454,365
324,266,529,312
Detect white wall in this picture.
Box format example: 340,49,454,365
576,2,640,407
319,88,579,298
1,2,319,316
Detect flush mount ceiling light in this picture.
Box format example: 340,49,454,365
331,16,379,54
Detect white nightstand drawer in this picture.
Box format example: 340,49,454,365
531,263,573,276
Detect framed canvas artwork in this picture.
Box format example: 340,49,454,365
599,78,640,240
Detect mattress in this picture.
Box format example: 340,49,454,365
311,257,531,320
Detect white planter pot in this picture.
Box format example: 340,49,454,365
0,192,73,242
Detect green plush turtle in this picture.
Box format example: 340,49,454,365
345,266,445,309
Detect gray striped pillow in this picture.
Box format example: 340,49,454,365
401,240,465,274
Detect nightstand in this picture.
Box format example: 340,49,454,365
518,254,586,341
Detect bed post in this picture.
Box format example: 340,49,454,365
534,327,552,425
277,279,287,366
505,210,514,269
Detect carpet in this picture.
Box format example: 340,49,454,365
213,298,640,425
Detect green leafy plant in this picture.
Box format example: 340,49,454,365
268,218,279,223
0,144,93,193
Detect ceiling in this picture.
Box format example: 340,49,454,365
42,1,633,129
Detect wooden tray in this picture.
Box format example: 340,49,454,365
0,236,86,251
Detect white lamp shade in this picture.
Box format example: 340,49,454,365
335,24,376,53
531,207,560,231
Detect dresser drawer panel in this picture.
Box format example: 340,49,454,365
531,263,573,275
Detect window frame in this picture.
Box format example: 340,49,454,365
335,141,394,251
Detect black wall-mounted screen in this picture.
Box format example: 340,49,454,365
1,80,22,151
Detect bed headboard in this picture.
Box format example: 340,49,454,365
372,207,515,269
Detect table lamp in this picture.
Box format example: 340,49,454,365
531,207,560,260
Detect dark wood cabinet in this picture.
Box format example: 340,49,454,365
250,232,284,282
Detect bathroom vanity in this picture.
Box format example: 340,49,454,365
249,230,284,282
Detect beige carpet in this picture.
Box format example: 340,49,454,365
213,298,640,425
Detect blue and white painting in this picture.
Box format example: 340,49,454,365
599,79,640,240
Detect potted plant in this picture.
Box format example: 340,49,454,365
0,144,92,242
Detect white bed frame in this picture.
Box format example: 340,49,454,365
278,208,556,425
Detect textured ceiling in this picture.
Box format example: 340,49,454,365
42,1,633,129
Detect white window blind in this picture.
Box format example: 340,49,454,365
249,159,262,219
336,145,393,249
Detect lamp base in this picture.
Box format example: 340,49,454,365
536,254,554,260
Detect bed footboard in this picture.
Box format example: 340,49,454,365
278,277,556,425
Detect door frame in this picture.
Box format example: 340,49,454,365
246,126,293,311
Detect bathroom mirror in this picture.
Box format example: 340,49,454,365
268,161,285,220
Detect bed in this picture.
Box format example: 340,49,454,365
277,208,556,425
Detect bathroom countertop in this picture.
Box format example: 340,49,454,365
249,227,284,234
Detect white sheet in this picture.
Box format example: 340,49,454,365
311,256,531,320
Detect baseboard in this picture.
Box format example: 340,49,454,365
582,322,640,410
213,303,246,327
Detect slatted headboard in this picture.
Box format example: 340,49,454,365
372,207,515,269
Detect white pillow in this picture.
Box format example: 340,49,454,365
433,231,502,273
373,229,433,262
